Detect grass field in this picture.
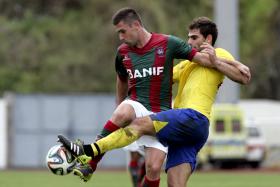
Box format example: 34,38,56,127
0,169,279,187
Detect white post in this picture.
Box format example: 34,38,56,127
0,100,7,169
215,0,240,103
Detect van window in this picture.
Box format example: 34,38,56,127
232,119,241,133
215,120,225,133
247,127,260,137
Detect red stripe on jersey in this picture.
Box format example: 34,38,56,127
149,35,168,112
187,48,197,61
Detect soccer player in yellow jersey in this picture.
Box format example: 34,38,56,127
58,17,250,186
173,47,236,119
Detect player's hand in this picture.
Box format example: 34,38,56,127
237,63,251,84
200,42,218,67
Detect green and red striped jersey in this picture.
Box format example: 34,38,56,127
115,33,196,112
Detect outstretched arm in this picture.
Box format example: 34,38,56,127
216,58,251,84
195,42,251,84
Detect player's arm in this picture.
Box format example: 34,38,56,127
192,52,217,67
170,35,245,77
169,35,215,68
116,76,128,105
217,58,251,84
200,43,251,84
219,58,251,83
216,58,251,84
115,52,129,105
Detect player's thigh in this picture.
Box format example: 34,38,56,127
167,163,192,187
130,151,143,160
131,116,156,136
121,100,155,156
111,99,152,126
122,99,153,118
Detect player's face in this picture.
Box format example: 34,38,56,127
187,29,206,50
115,20,139,47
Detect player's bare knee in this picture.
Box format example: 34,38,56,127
111,104,135,125
145,157,162,173
146,161,162,175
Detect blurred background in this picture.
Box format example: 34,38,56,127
0,0,280,174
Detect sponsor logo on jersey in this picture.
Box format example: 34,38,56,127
127,67,164,79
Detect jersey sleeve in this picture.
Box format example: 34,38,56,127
115,51,128,80
168,35,197,60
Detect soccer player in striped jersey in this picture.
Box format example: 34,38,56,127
57,10,249,186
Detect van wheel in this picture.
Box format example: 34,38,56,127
249,161,260,168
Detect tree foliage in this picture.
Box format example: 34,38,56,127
0,0,212,94
239,0,280,99
0,0,279,100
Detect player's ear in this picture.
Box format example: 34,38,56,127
206,34,212,45
132,20,141,28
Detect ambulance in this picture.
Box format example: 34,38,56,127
198,104,247,168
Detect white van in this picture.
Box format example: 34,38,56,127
246,124,266,168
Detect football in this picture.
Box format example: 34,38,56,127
46,144,76,175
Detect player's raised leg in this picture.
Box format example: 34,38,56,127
73,102,136,181
57,135,92,165
58,116,153,160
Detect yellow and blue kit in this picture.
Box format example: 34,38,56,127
150,48,234,171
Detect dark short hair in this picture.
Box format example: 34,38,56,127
189,17,218,46
112,7,142,26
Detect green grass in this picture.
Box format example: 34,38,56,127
190,172,279,187
0,170,279,187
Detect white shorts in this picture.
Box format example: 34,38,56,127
122,99,168,154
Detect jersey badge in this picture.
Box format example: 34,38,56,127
156,47,165,57
123,55,130,61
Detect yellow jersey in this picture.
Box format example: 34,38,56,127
173,48,234,119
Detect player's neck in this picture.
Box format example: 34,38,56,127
136,29,152,48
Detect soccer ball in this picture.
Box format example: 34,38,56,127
46,144,76,175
